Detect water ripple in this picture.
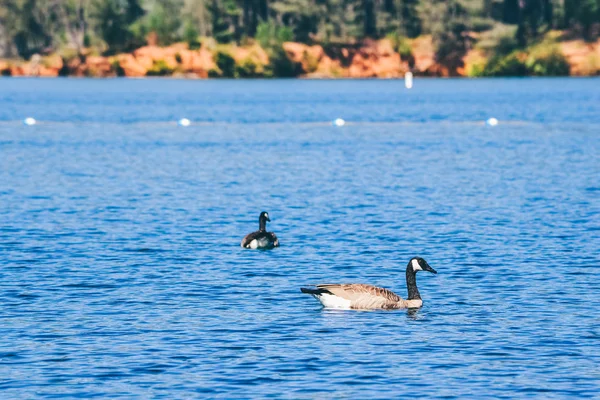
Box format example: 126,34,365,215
0,79,599,397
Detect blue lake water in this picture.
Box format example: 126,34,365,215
1,77,599,398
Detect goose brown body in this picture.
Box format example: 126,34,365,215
311,284,419,309
301,257,436,310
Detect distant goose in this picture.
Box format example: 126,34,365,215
301,257,436,310
241,211,280,249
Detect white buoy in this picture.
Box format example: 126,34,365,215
23,117,36,126
486,117,499,126
178,118,191,127
332,118,345,127
405,72,413,89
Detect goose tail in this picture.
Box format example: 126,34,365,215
300,287,330,295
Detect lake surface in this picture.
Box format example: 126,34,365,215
1,78,599,398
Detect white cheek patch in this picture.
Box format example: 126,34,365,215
411,259,422,272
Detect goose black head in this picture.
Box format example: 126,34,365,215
259,211,270,222
258,211,270,231
408,257,437,274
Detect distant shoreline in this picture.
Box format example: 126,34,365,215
2,36,599,79
2,75,599,80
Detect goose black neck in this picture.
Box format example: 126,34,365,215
406,266,421,300
259,218,267,232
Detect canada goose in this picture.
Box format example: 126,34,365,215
300,257,436,310
241,211,280,249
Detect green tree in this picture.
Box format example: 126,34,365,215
401,0,422,37
182,17,201,48
502,0,518,24
565,0,600,41
270,0,324,43
6,0,64,59
516,0,553,47
433,0,470,75
147,0,184,45
91,0,145,53
362,0,377,37
209,0,238,43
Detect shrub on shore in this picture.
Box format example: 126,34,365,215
526,45,570,76
387,32,415,67
253,21,302,78
209,50,266,78
581,54,600,75
483,51,529,76
479,42,570,77
265,46,302,78
146,59,175,76
110,59,125,77
467,61,486,77
214,51,236,78
235,58,263,78
302,50,319,73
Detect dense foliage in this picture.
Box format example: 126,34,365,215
0,0,598,72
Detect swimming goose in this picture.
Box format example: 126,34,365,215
241,211,280,249
301,257,436,309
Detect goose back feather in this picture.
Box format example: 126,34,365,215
241,231,279,249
